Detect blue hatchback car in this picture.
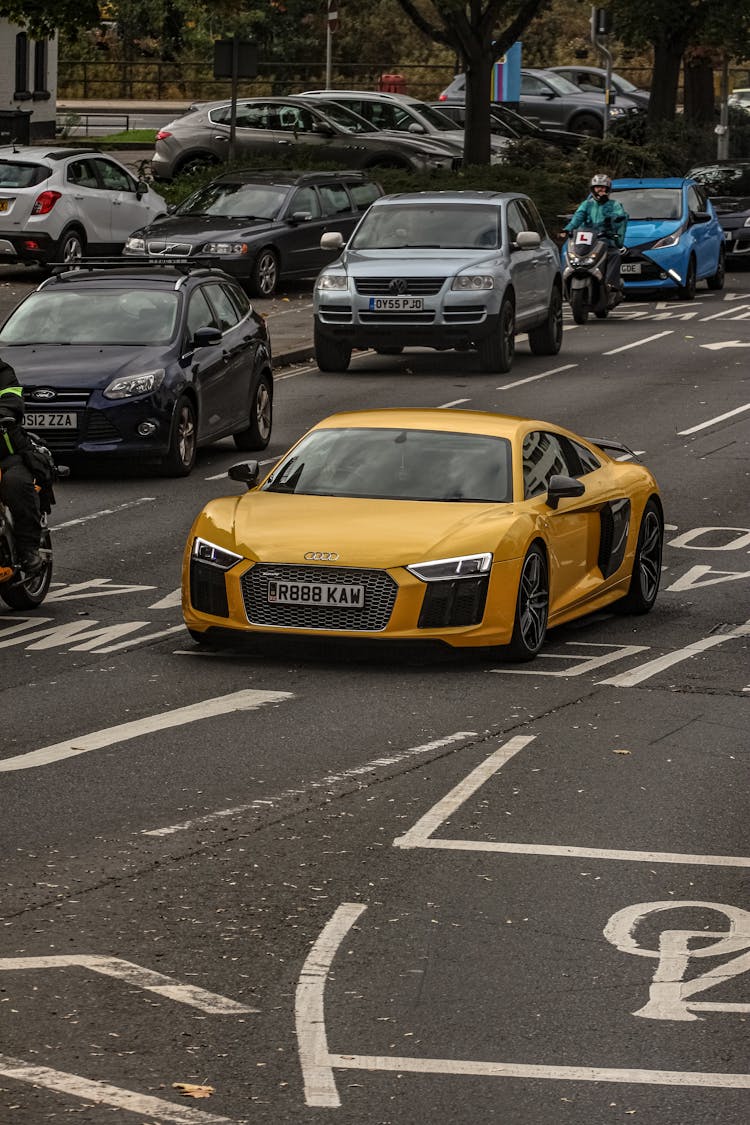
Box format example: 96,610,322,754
612,177,725,298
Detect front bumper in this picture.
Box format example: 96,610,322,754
722,229,750,256
619,247,686,290
23,391,178,460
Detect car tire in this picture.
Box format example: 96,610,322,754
569,113,602,137
506,543,549,661
706,246,725,290
477,296,515,373
570,288,588,324
677,256,697,300
315,323,352,372
161,395,197,477
233,372,272,451
175,153,219,178
528,286,563,355
55,227,85,266
0,529,52,609
616,498,663,614
247,248,279,297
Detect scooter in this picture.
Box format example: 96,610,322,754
562,228,623,324
0,452,68,609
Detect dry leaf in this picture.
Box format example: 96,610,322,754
173,1083,215,1099
613,749,632,755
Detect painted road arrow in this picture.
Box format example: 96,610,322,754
700,340,750,350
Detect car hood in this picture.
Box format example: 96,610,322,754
3,345,169,389
364,129,461,156
624,220,682,246
131,214,279,241
214,492,523,567
709,194,750,216
340,248,501,271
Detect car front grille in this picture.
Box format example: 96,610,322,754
146,241,194,256
317,303,352,322
358,311,435,324
241,563,398,631
622,252,667,282
354,277,446,296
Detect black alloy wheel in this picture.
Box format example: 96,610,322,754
506,543,549,661
234,373,273,451
617,499,663,614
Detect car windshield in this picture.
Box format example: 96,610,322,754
613,74,639,94
263,427,513,503
0,160,49,188
0,289,180,345
612,187,683,221
176,182,286,219
409,102,457,130
351,203,500,249
315,101,378,134
689,165,750,195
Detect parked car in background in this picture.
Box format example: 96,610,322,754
613,177,725,298
0,147,167,267
433,101,585,152
438,68,644,136
300,89,508,162
125,170,383,297
151,97,462,181
728,89,750,111
687,159,750,260
0,265,273,475
548,66,650,109
313,190,562,374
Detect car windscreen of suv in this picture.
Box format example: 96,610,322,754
0,160,50,188
611,188,683,220
0,289,180,346
263,427,513,502
351,203,500,249
690,165,750,195
175,182,287,219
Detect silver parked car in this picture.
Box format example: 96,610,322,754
312,190,562,374
548,66,650,109
151,97,462,181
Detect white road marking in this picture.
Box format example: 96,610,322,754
497,363,577,390
142,731,477,836
603,331,673,355
614,450,645,461
700,339,750,350
45,578,156,602
149,586,183,609
53,497,156,530
490,642,648,678
678,402,750,434
598,620,750,687
438,398,471,408
0,1054,245,1124
0,689,291,772
700,304,750,321
0,955,256,1013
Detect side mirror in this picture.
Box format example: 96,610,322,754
515,230,541,249
193,326,222,347
691,210,711,224
546,473,585,510
228,460,260,489
320,230,345,251
408,122,426,134
136,180,149,199
288,210,313,224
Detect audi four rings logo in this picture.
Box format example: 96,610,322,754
32,389,56,400
304,551,339,561
389,278,408,294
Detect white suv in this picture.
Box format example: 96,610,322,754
0,147,167,267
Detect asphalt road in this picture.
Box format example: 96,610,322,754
1,265,749,1125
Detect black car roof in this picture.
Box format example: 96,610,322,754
38,262,237,289
210,168,372,186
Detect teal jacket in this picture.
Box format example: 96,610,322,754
565,193,628,248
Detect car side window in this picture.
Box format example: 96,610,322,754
520,75,547,96
523,431,573,498
319,183,353,215
205,283,240,332
519,198,547,238
564,438,601,477
506,200,527,246
277,105,316,133
66,158,100,189
687,185,703,214
288,186,321,217
92,158,134,192
186,287,219,344
348,180,381,211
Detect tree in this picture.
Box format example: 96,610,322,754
394,0,551,164
0,0,99,37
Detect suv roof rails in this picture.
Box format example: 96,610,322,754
45,257,223,279
217,167,368,181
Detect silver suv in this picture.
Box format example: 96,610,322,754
313,191,562,374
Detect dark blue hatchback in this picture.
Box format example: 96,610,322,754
0,264,273,475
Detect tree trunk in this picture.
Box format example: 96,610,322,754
683,53,717,126
463,53,494,166
647,40,684,124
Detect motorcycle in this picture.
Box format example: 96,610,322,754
0,443,68,610
562,227,623,325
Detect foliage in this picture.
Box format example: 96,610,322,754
0,0,99,37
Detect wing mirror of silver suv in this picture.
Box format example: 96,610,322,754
515,230,541,249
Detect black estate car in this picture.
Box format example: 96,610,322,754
124,170,383,297
0,264,273,475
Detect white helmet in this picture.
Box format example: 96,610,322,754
591,173,612,191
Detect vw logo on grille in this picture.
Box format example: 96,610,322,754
304,551,339,561
389,278,408,295
32,388,56,400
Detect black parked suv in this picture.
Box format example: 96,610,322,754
125,170,383,297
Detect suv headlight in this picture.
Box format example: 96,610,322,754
103,368,165,399
452,274,494,291
407,553,492,582
125,236,145,251
317,273,349,290
192,536,242,570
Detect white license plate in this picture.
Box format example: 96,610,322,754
621,263,641,275
368,297,423,311
25,412,76,429
267,579,365,607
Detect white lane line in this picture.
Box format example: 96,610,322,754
394,735,535,849
53,497,156,530
678,402,750,435
0,955,256,1014
276,348,376,379
497,363,577,390
296,902,366,1108
598,620,750,687
0,1054,245,1124
142,730,477,836
438,398,471,408
603,331,673,355
0,689,292,773
700,303,750,321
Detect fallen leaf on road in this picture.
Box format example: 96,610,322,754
613,749,632,755
173,1083,215,1099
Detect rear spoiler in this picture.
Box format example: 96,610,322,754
587,437,639,460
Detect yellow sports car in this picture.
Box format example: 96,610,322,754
182,409,663,660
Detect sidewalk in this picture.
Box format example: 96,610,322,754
260,289,315,368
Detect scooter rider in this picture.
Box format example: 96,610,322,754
0,354,43,575
564,173,628,294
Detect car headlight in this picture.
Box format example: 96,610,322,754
407,552,493,582
125,236,145,251
609,106,626,118
192,536,242,570
317,273,349,290
651,229,682,249
103,368,166,399
452,274,494,291
204,242,248,255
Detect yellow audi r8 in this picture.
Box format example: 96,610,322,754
182,409,663,660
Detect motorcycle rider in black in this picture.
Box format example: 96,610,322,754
0,355,43,575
